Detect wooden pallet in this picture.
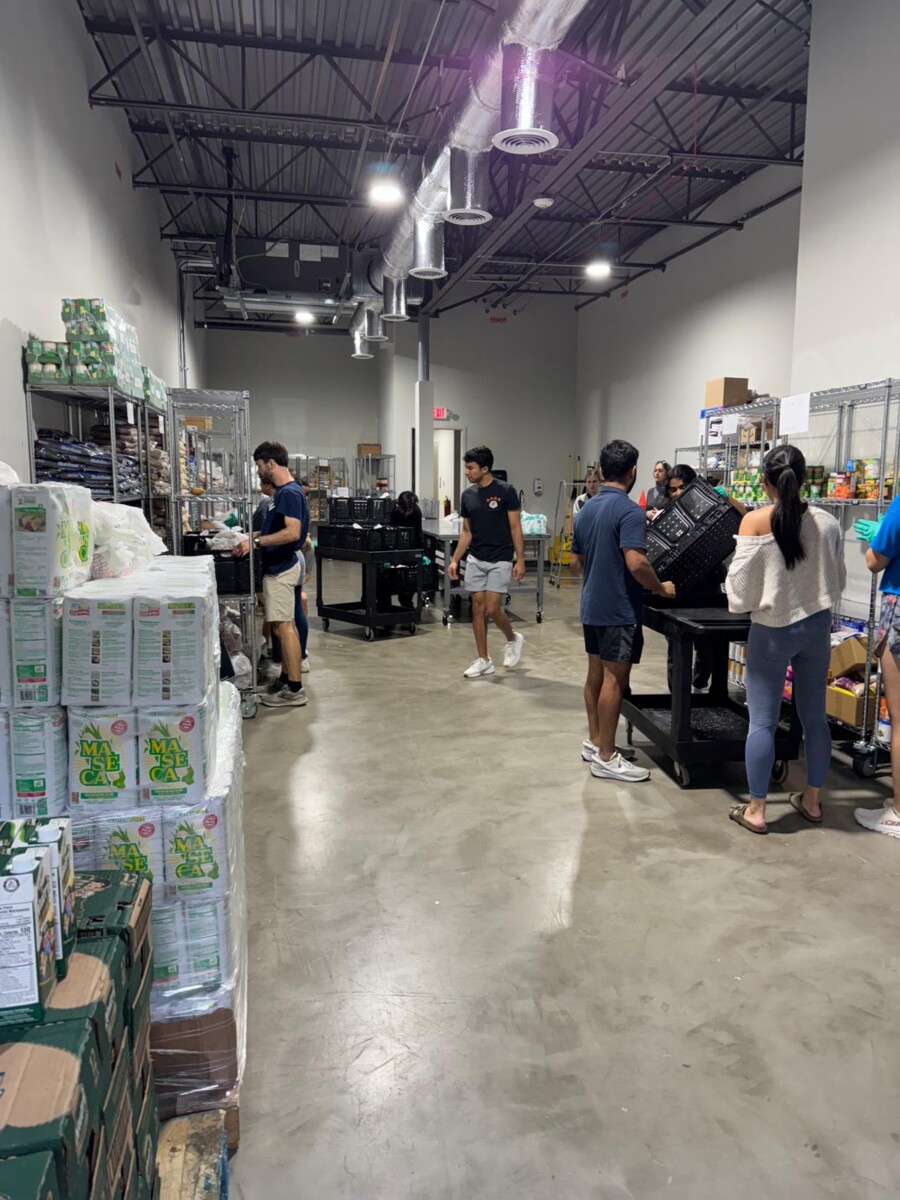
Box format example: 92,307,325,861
158,1111,228,1200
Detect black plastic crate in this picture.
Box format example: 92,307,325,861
365,527,385,551
350,497,372,521
647,478,741,591
213,553,251,595
328,497,351,523
381,527,398,550
388,565,420,595
373,498,394,523
339,528,367,552
317,524,336,549
394,526,414,549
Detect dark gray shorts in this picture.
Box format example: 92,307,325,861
583,623,644,663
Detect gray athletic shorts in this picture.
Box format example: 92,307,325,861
465,555,513,594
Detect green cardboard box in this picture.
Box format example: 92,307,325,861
0,820,76,979
74,939,129,1066
0,850,56,1028
102,1044,133,1200
0,1151,62,1200
74,872,152,1010
0,1017,105,1200
132,1083,159,1184
131,1018,153,1108
87,1127,110,1200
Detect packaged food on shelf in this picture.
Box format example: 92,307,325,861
142,366,168,411
0,598,11,706
10,708,68,819
0,848,56,1027
11,483,90,597
61,299,143,398
68,707,139,805
138,687,217,803
132,570,218,706
0,484,13,596
0,819,76,981
10,599,62,707
0,710,11,819
62,583,134,706
24,338,71,387
33,429,142,504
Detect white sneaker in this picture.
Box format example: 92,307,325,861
263,660,281,680
503,632,525,668
463,657,495,679
854,803,900,837
301,656,310,674
590,752,650,782
581,739,637,763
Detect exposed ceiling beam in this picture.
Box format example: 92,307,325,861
134,180,370,208
421,0,759,316
83,17,806,106
532,213,741,229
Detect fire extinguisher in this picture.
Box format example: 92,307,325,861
443,495,451,517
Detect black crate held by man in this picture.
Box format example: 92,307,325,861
646,478,742,593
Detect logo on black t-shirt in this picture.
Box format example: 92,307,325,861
487,497,500,509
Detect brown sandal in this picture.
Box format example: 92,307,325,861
789,792,823,824
729,803,768,835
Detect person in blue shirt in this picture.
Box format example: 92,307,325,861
855,501,900,836
571,439,675,784
236,441,309,708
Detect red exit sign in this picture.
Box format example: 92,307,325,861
433,407,447,420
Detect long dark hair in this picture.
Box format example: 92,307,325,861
764,445,808,569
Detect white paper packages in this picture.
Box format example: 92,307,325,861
132,574,217,706
138,687,217,803
67,707,139,805
10,600,62,706
10,707,68,818
61,583,134,707
163,796,227,900
0,710,11,819
0,485,12,597
11,483,86,597
92,807,165,905
0,600,11,708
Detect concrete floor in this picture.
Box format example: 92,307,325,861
231,567,900,1200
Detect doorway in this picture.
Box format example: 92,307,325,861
434,427,461,512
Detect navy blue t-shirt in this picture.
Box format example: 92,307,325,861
261,480,309,575
571,487,647,626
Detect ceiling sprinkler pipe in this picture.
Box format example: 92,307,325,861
363,308,388,342
410,219,447,280
446,148,493,225
382,275,409,321
492,44,559,155
351,329,374,359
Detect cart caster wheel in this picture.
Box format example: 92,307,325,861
853,750,878,779
673,762,691,789
240,696,258,720
322,618,330,632
407,623,417,635
442,613,450,626
771,760,789,785
536,611,543,624
364,628,375,642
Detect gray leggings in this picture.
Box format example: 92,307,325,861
745,608,832,800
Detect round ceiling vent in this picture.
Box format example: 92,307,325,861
492,128,559,155
409,264,448,280
445,207,494,225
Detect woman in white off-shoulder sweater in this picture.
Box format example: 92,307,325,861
725,445,846,834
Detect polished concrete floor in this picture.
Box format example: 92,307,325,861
231,567,900,1200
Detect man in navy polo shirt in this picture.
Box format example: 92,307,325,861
572,439,675,782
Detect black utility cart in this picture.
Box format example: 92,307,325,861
622,595,802,789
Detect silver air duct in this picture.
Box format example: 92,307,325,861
410,218,447,280
492,44,559,155
446,148,493,225
363,308,388,342
351,330,373,360
382,276,409,321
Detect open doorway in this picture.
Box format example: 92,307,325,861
434,427,461,512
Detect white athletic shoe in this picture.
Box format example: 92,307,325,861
260,685,308,708
301,656,310,674
463,657,496,679
503,632,525,668
854,803,900,837
590,751,650,782
581,739,637,763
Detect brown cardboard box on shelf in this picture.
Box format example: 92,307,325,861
825,685,875,729
705,378,750,408
357,443,381,457
828,636,872,680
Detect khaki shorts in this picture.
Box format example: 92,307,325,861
263,562,301,622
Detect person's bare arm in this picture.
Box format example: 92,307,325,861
448,519,473,581
867,548,890,574
259,516,301,548
571,553,583,574
623,548,675,597
508,509,526,582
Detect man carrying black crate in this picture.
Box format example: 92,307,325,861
448,446,526,679
571,440,675,783
236,440,309,709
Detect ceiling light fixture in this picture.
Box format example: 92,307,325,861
532,196,555,209
294,310,315,325
369,179,404,207
585,259,613,281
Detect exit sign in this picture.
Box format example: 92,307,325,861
433,407,447,420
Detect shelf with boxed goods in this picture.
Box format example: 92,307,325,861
288,453,349,523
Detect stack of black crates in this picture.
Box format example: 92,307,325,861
646,478,742,592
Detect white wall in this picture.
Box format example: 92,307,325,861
576,174,801,489
0,0,196,480
204,330,380,467
791,0,900,391
377,297,577,517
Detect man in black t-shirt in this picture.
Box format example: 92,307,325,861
448,445,526,678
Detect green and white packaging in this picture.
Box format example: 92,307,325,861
0,597,11,706
0,847,56,1026
93,808,164,905
10,485,78,598
10,708,68,818
138,687,217,803
61,584,134,707
132,575,217,706
1,818,77,977
10,599,62,706
0,483,13,597
163,796,226,899
68,707,139,805
0,709,12,820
